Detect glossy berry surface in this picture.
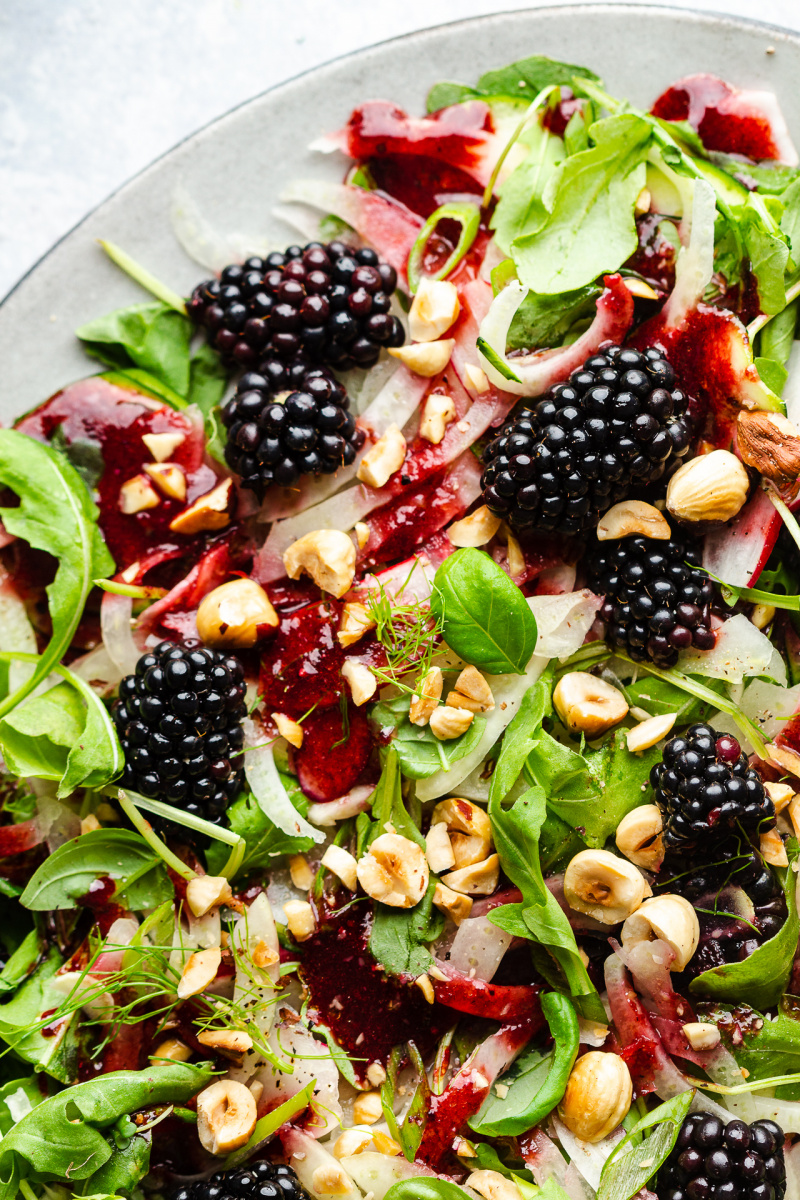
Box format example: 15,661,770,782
657,1113,785,1200
651,724,776,849
587,528,715,667
480,345,692,535
174,1161,310,1200
188,241,405,372
221,365,365,496
113,640,246,825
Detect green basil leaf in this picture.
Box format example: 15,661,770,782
690,839,799,1008
369,875,444,978
77,302,193,397
597,1091,694,1200
370,695,485,779
0,1061,214,1199
187,341,229,415
385,1180,472,1200
431,548,538,675
0,432,114,718
20,829,172,912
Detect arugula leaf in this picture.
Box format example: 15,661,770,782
426,56,600,112
385,1180,472,1200
507,283,602,350
0,1075,49,1137
0,1061,213,1199
737,193,790,315
370,694,485,780
491,133,565,253
431,549,538,674
205,784,314,877
690,840,800,1008
369,874,444,978
597,1091,694,1200
77,302,193,397
0,930,41,997
707,1007,800,1093
0,433,113,717
512,114,652,293
20,829,172,912
85,1117,151,1196
754,355,789,396
49,426,105,490
0,949,81,1081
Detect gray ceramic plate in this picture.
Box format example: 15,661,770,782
1,2,799,420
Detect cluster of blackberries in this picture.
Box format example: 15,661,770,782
587,529,715,667
174,1161,309,1200
188,242,405,372
221,365,365,495
113,640,246,825
658,1113,785,1200
651,725,775,849
481,345,692,535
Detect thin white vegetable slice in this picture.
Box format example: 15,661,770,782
243,718,324,844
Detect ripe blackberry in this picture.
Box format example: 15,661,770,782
651,724,776,849
481,345,692,535
587,528,715,667
113,640,246,825
188,242,405,372
221,365,365,495
657,1112,785,1200
173,1161,309,1200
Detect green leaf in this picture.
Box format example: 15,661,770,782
370,694,485,780
470,991,578,1135
737,193,790,315
512,114,652,293
507,283,602,351
187,341,229,416
473,1145,540,1200
0,1061,213,1199
223,1079,315,1168
0,930,41,998
690,840,800,1008
0,432,114,718
369,875,444,978
20,829,172,912
99,368,188,410
49,426,105,491
83,1119,151,1197
489,671,552,804
491,133,566,254
431,548,538,674
710,1007,800,1092
0,1075,51,1137
597,1091,694,1200
0,949,81,1081
425,56,600,113
754,356,789,397
205,782,314,877
385,1180,472,1200
77,302,193,397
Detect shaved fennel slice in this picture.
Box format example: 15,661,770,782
528,590,603,660
661,177,716,329
416,653,549,802
552,1114,625,1191
447,914,513,981
253,1016,342,1135
171,183,277,271
100,590,140,677
243,718,323,844
341,1153,439,1199
679,613,787,686
231,891,281,1078
710,677,800,754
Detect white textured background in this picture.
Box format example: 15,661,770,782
3,0,800,300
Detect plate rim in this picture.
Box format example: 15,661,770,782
3,0,800,312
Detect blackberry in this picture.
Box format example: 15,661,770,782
173,1161,310,1200
481,345,692,535
188,242,405,372
657,1112,785,1200
113,640,246,825
588,528,715,667
221,365,365,496
651,724,776,849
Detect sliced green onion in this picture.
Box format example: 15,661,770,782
98,239,188,315
406,202,481,293
476,336,522,383
94,578,169,600
122,790,245,880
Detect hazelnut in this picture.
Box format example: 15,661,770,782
751,603,776,630
621,894,700,970
409,666,443,725
342,659,377,706
196,1028,253,1060
251,940,279,969
553,672,628,737
430,705,474,740
737,410,800,487
196,1079,257,1155
284,899,316,941
321,844,358,890
355,521,370,549
682,1022,721,1051
119,474,160,514
169,478,234,534
273,711,303,748
447,505,502,548
186,875,233,918
310,1165,354,1197
760,827,788,867
415,974,435,1003
420,392,457,444
289,853,314,890
765,781,795,814
143,462,187,500
559,1051,632,1142
432,797,493,868
597,500,671,541
666,450,749,525
624,277,659,300
196,578,279,648
447,666,495,714
467,1170,526,1200
150,1037,192,1063
283,529,356,598
433,880,473,924
353,1091,382,1124
356,424,407,488
506,531,525,577
357,833,429,908
441,854,500,896
626,712,677,752
366,1062,386,1086
80,813,101,835
142,431,185,461
409,279,461,341
333,1130,373,1159
615,805,664,871
464,364,490,394
337,602,375,648
388,339,455,377
426,822,456,874
564,850,646,925
176,947,221,999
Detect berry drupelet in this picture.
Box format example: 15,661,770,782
657,1112,785,1200
651,724,776,849
221,365,365,496
188,242,405,372
113,640,246,825
481,345,692,536
587,528,715,667
173,1161,310,1200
